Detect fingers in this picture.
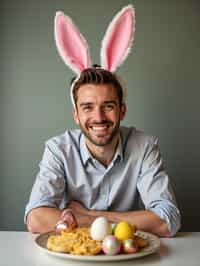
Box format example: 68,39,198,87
55,208,78,234
61,209,78,227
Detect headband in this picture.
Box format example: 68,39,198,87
54,5,136,107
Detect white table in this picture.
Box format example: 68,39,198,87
0,231,199,266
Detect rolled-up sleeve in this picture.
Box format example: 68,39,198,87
24,140,66,223
137,136,181,236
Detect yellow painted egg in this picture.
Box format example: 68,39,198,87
114,221,135,241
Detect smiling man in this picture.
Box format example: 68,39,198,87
73,82,126,166
25,68,181,237
25,5,181,237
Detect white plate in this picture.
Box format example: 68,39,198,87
35,230,160,262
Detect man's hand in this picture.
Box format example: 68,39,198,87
66,201,95,227
55,208,78,233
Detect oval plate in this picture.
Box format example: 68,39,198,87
35,230,160,262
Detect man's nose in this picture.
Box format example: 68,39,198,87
94,107,106,121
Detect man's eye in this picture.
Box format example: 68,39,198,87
83,106,92,111
104,105,114,111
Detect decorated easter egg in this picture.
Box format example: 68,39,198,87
90,217,112,241
102,235,121,255
123,238,138,254
55,209,77,234
114,221,135,241
55,221,69,234
111,223,116,234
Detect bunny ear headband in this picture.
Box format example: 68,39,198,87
54,4,135,107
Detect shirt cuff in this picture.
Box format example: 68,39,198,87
149,204,181,236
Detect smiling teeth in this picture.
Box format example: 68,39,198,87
91,126,107,131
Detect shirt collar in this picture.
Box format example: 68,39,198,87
80,134,91,165
80,133,124,166
113,135,123,164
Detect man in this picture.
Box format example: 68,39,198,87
25,68,181,237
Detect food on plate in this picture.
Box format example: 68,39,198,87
111,223,116,234
47,227,102,255
90,217,112,241
122,238,138,254
134,235,149,248
102,235,121,255
114,221,136,241
55,209,78,234
46,216,149,256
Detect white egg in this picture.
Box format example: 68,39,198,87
90,217,112,241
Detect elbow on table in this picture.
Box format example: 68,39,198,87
152,208,181,238
158,223,172,238
27,223,37,234
157,220,179,238
26,211,46,234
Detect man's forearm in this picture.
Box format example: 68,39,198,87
67,201,171,237
89,209,171,237
27,207,62,233
26,205,95,233
27,202,171,237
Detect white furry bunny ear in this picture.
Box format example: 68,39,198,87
54,12,91,74
101,5,135,72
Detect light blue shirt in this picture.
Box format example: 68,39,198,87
25,126,181,235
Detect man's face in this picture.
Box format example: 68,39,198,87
73,83,126,147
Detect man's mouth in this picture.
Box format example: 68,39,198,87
90,125,109,131
88,123,112,135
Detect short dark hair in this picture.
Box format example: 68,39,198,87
71,67,124,107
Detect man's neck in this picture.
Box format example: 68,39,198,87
85,135,120,167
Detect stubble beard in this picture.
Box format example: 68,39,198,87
79,120,120,147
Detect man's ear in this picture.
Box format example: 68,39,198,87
73,108,80,125
120,103,127,120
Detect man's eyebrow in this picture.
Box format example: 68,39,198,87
79,102,93,107
79,100,117,107
103,101,117,105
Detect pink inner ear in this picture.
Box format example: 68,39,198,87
56,14,90,72
106,9,134,71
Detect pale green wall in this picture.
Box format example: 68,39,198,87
1,0,200,231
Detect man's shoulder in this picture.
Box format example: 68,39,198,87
45,129,82,150
120,126,158,148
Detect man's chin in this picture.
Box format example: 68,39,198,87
86,136,111,147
